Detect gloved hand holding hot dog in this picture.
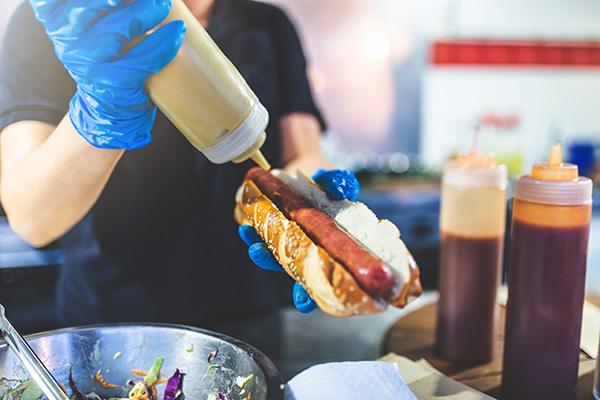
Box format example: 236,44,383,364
239,169,360,313
236,168,422,317
239,224,318,313
28,0,186,149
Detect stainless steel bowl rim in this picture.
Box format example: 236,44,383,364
0,322,284,400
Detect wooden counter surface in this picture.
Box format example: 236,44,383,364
382,296,599,399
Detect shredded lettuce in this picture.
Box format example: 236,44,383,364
144,357,164,387
19,381,43,400
202,364,221,381
1,379,43,400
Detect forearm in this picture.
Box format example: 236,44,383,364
280,113,334,175
0,115,124,247
283,154,333,176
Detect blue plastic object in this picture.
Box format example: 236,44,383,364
29,0,186,149
312,169,360,202
292,282,318,313
239,169,360,313
239,225,317,313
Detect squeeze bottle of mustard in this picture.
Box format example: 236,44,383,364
146,0,270,169
435,131,508,362
502,144,593,400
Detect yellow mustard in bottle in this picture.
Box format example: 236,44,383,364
146,0,270,169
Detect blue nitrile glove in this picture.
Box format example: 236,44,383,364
29,0,186,149
312,169,360,201
238,225,317,314
239,170,361,313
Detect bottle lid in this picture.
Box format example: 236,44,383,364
530,143,578,181
515,144,592,205
443,129,508,188
201,102,269,164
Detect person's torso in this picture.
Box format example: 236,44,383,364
56,0,294,326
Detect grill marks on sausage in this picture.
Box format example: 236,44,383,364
246,167,396,299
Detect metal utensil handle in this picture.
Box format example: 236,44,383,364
0,304,70,400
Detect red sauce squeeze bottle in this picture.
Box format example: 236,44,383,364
435,132,508,362
502,144,593,400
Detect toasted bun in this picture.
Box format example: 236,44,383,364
235,170,422,317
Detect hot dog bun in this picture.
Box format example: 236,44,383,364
235,168,422,317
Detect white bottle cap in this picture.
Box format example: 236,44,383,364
444,162,508,188
514,176,592,206
201,102,269,164
514,144,593,206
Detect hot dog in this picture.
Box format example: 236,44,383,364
235,167,422,317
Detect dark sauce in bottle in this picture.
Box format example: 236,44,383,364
436,233,504,362
503,218,589,400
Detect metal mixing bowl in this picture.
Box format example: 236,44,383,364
0,323,283,399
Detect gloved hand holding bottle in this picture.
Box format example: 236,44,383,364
238,169,361,313
28,0,186,149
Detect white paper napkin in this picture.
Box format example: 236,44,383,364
581,300,600,359
284,361,418,400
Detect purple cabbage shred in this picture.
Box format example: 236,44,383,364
207,346,219,363
163,369,183,400
144,381,156,400
68,369,88,400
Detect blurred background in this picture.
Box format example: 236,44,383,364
264,0,600,293
0,0,599,332
268,0,600,177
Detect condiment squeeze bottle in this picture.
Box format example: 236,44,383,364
435,130,508,362
502,144,593,400
146,0,270,169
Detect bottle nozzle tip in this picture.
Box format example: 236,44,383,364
471,126,482,155
251,150,271,171
548,143,563,166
